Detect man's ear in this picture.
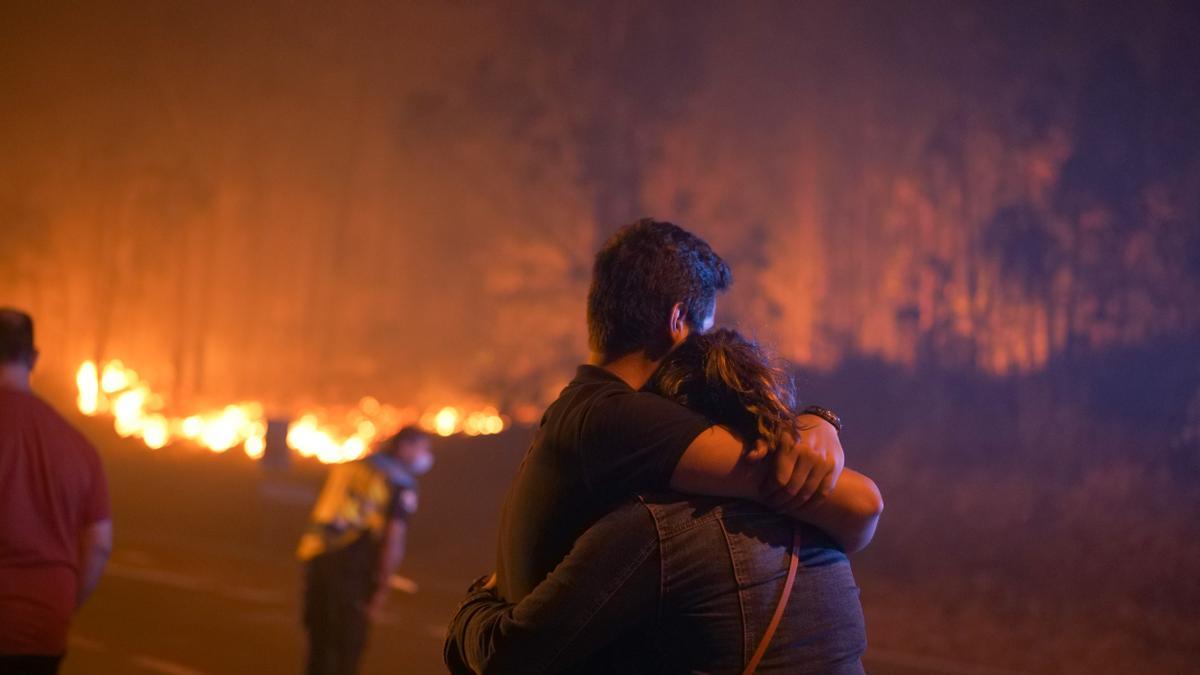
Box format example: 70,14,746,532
27,349,39,371
669,303,689,343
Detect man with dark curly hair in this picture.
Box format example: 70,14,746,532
446,220,882,672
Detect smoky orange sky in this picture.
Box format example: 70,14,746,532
2,1,1197,416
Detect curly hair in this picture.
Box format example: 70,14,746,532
587,218,732,361
650,329,798,456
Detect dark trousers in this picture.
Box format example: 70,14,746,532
0,654,63,675
303,534,377,675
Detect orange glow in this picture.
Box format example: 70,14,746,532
75,361,99,416
100,360,134,394
111,386,149,438
431,406,460,437
286,413,367,464
74,359,509,463
359,396,381,416
463,406,506,436
243,420,267,459
356,419,376,438
181,416,204,439
141,414,169,449
513,404,541,426
74,360,270,456
287,396,505,461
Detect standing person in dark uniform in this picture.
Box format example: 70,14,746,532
297,426,433,675
0,309,112,675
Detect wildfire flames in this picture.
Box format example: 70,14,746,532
74,360,507,463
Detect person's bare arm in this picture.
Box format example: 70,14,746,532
671,414,843,505
369,519,408,616
668,425,765,500
671,416,883,551
77,519,112,608
380,519,408,577
785,468,883,552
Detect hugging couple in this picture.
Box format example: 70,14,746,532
445,219,884,674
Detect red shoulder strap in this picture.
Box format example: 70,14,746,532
742,526,801,675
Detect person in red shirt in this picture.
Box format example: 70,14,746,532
0,309,112,675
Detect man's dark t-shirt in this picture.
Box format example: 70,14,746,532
496,365,711,601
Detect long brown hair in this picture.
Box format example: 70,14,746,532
650,329,798,455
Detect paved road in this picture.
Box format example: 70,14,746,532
70,530,1018,675
61,430,1034,675
68,529,452,674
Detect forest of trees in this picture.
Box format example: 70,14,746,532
1,1,1197,417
